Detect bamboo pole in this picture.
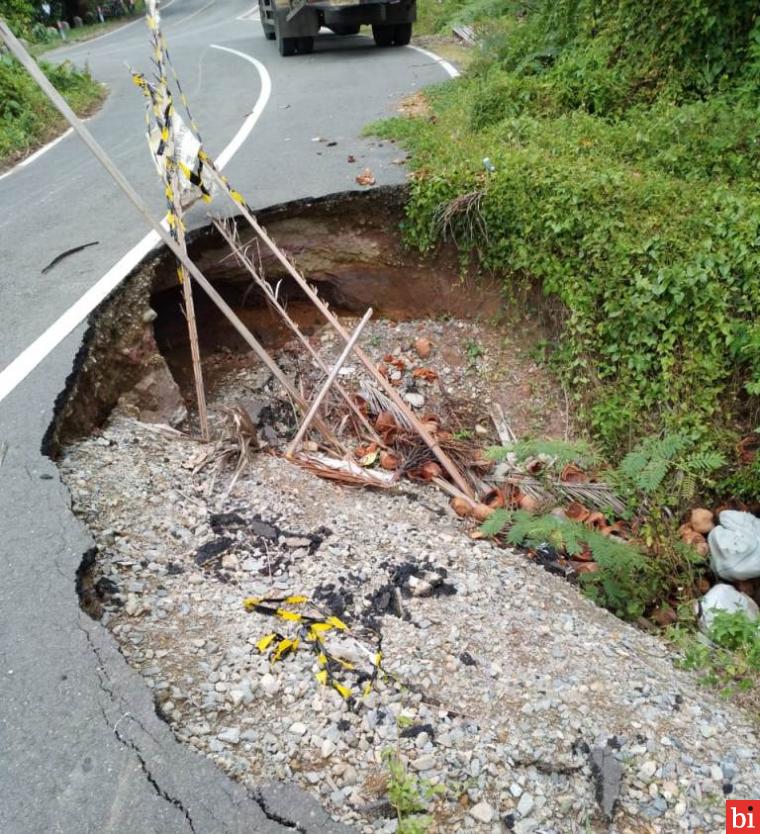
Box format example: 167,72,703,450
204,167,474,498
212,218,383,446
286,309,373,457
173,193,210,441
146,0,209,442
0,20,342,452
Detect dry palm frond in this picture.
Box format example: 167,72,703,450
359,385,415,431
434,190,488,246
192,405,259,499
504,473,626,515
292,452,397,489
394,429,487,490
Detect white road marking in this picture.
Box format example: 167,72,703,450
0,44,272,404
209,44,271,167
236,5,260,21
172,0,218,29
54,0,180,54
0,128,73,183
408,44,460,78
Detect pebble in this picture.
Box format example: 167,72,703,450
260,674,280,696
517,793,534,817
59,357,760,834
217,727,240,745
469,801,494,823
410,755,436,772
403,392,425,409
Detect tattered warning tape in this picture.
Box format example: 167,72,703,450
242,594,389,704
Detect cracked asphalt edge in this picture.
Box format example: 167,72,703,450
79,612,356,833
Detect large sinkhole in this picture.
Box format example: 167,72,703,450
50,185,572,825
47,185,564,453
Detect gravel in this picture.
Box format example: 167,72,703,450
59,318,760,833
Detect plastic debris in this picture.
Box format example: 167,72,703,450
698,583,759,633
708,510,760,581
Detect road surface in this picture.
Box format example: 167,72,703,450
0,3,451,830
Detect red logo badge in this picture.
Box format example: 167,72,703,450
727,802,759,833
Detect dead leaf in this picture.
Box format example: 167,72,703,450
356,168,376,187
472,503,494,522
451,496,472,517
651,604,677,627
482,488,505,509
572,561,600,574
560,463,588,483
383,355,406,371
566,501,591,522
409,461,443,482
380,451,399,471
412,367,439,382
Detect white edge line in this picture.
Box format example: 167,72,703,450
407,44,460,78
236,5,260,21
0,128,73,182
50,0,180,54
0,0,185,183
0,43,271,404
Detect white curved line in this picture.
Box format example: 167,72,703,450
407,44,460,78
172,0,217,29
0,128,73,182
55,0,180,54
0,45,272,404
209,44,271,168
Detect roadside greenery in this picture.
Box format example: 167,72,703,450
374,0,760,471
483,434,726,619
674,610,760,711
383,748,443,834
0,54,103,166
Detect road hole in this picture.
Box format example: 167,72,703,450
53,186,573,829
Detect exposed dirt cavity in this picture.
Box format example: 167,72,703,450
46,185,565,455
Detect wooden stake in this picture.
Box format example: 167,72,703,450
0,21,342,452
173,197,209,441
286,309,373,457
205,167,474,498
213,218,383,446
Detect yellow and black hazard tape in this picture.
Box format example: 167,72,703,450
242,594,387,704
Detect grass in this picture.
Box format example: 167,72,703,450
373,0,760,456
0,55,106,170
29,17,138,57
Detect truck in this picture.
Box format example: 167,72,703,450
258,0,416,56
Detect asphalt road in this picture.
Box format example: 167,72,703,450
0,4,450,831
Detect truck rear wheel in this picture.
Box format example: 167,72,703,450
372,24,394,47
258,0,275,39
393,22,412,45
279,36,297,56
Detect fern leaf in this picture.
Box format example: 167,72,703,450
480,508,512,537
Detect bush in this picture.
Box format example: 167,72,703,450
0,55,102,163
375,0,760,452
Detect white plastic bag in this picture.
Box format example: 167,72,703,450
708,510,760,581
698,583,759,633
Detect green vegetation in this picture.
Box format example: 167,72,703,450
0,54,103,166
383,749,443,834
483,434,725,618
374,0,760,465
675,610,760,706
